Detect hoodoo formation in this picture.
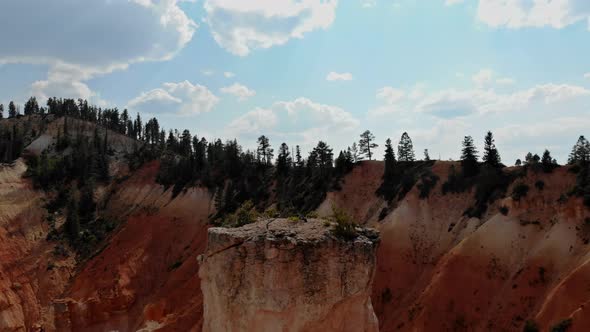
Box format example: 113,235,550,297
199,218,380,332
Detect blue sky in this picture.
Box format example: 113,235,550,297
1,0,589,164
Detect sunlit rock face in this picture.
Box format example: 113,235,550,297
199,218,380,332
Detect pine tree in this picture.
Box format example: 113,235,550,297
276,143,291,175
482,131,501,167
0,104,3,119
384,138,396,178
397,132,415,162
24,97,39,115
295,145,304,168
461,136,479,176
8,101,16,118
65,196,80,242
568,135,590,165
515,159,522,166
256,135,274,165
541,149,555,172
424,149,430,161
359,130,378,160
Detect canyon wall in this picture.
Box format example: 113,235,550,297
199,219,380,332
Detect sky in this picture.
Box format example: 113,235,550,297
0,0,589,164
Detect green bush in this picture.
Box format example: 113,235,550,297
331,206,357,240
550,319,572,332
417,172,440,199
523,319,539,332
512,183,530,201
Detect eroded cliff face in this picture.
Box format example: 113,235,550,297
198,219,380,332
322,161,590,332
0,159,76,331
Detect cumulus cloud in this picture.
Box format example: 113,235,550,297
0,0,196,102
477,0,590,29
369,82,590,119
127,81,219,116
203,0,338,56
221,83,257,101
326,72,353,81
226,97,359,150
584,72,590,79
361,0,377,8
224,71,236,78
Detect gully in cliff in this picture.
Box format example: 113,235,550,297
198,218,380,332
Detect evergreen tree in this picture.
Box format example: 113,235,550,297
461,136,479,176
423,149,430,161
525,152,535,165
314,141,333,170
276,143,291,175
383,138,396,179
24,97,40,115
397,132,415,162
8,101,16,118
65,196,80,241
359,130,378,160
295,145,304,168
256,135,274,165
335,150,353,175
568,135,590,165
0,104,3,119
482,131,501,167
541,149,555,172
515,159,522,166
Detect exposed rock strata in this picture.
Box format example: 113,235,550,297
199,219,380,332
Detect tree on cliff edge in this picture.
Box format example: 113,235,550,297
359,130,378,161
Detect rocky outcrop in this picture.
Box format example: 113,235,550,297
198,218,380,332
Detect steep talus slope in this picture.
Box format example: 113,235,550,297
0,159,75,331
327,161,590,331
55,161,213,331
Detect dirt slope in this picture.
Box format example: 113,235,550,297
55,161,213,331
326,161,590,331
0,159,76,331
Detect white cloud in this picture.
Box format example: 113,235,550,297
369,82,590,119
472,69,515,87
477,0,590,29
377,87,405,104
0,0,196,102
220,83,257,101
326,72,353,81
226,97,359,150
203,0,338,56
584,72,590,79
224,71,236,78
127,81,219,116
202,69,215,76
472,68,494,86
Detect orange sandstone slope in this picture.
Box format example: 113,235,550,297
55,161,213,332
324,161,590,332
